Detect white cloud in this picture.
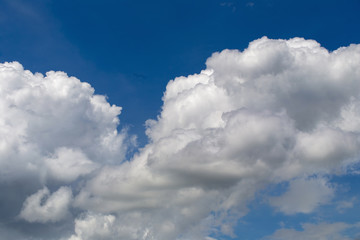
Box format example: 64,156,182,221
268,177,335,214
266,222,360,240
19,186,72,223
68,213,116,240
0,61,128,183
44,147,98,183
0,61,129,236
72,37,360,238
294,128,359,168
336,197,357,213
2,37,360,239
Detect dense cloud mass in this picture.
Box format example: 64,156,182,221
1,37,360,239
0,62,128,238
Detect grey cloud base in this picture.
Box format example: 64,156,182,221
1,37,360,239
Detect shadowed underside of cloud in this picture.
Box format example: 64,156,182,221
1,37,360,239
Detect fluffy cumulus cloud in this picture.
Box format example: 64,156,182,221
1,37,360,239
44,147,99,183
19,186,72,223
0,61,128,237
68,213,116,240
0,62,127,183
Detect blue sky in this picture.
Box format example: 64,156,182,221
1,0,360,239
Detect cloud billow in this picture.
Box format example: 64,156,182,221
1,37,360,239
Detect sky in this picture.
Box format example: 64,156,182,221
0,0,360,239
